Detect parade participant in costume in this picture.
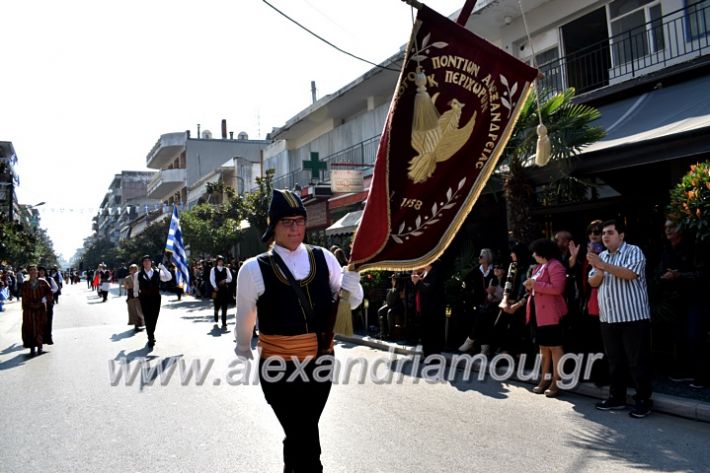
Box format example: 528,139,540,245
21,265,53,356
124,264,145,332
50,266,63,304
98,264,111,302
210,255,232,329
234,189,363,473
38,266,59,345
133,255,172,347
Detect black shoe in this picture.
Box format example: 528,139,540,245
595,398,626,410
222,324,228,331
629,399,653,418
148,339,155,347
29,348,36,357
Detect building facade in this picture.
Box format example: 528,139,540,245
95,171,157,243
0,141,20,222
145,123,270,210
260,0,710,249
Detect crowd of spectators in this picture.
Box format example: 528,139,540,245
367,217,709,411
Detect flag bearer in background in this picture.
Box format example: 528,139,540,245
133,255,172,347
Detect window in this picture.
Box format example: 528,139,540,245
609,0,664,65
535,48,563,95
687,0,710,39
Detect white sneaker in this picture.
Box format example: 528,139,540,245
458,337,475,352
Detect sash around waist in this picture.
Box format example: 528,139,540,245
258,333,334,361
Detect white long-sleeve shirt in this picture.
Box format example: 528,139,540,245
210,265,233,290
132,265,172,296
235,243,363,349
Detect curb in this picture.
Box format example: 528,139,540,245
335,333,710,423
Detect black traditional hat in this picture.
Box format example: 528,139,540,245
215,255,225,262
261,189,307,242
141,255,152,263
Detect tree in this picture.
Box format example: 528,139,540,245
242,168,275,239
667,161,710,241
115,218,171,265
76,236,119,270
0,218,58,268
497,88,606,243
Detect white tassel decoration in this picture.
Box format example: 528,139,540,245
535,124,551,166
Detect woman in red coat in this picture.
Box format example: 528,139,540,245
524,239,568,397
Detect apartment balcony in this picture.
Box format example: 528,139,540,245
147,168,186,200
146,132,188,169
266,135,380,192
538,2,710,98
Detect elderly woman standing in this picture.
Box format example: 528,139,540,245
21,265,53,356
524,239,568,397
124,264,145,332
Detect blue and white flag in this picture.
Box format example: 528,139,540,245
165,206,190,291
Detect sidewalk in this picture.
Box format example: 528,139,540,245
336,333,710,423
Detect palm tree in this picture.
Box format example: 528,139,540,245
498,87,606,243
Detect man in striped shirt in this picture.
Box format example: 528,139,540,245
587,219,653,418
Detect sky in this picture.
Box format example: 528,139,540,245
2,0,464,262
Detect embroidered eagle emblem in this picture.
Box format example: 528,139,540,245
408,96,477,184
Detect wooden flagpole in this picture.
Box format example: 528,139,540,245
456,0,478,25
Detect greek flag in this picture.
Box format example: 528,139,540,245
165,206,190,290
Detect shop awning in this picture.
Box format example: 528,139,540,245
325,210,363,236
578,74,710,171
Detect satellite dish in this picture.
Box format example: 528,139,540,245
202,130,213,139
238,131,248,140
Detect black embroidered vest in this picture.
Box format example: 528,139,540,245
256,246,333,336
138,269,161,297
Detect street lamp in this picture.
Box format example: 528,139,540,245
30,201,46,208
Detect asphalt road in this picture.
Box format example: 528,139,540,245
1,283,709,473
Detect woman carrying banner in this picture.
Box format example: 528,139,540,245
234,189,363,473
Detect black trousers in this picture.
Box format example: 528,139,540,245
259,357,333,473
213,289,229,324
600,319,653,402
139,294,161,342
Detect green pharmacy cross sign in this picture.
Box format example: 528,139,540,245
303,152,327,181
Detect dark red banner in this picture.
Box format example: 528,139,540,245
350,6,538,271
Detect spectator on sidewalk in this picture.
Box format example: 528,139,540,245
458,248,497,354
588,219,653,418
524,238,568,398
411,260,446,357
657,218,707,388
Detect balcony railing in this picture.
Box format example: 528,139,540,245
538,2,710,96
267,135,381,192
